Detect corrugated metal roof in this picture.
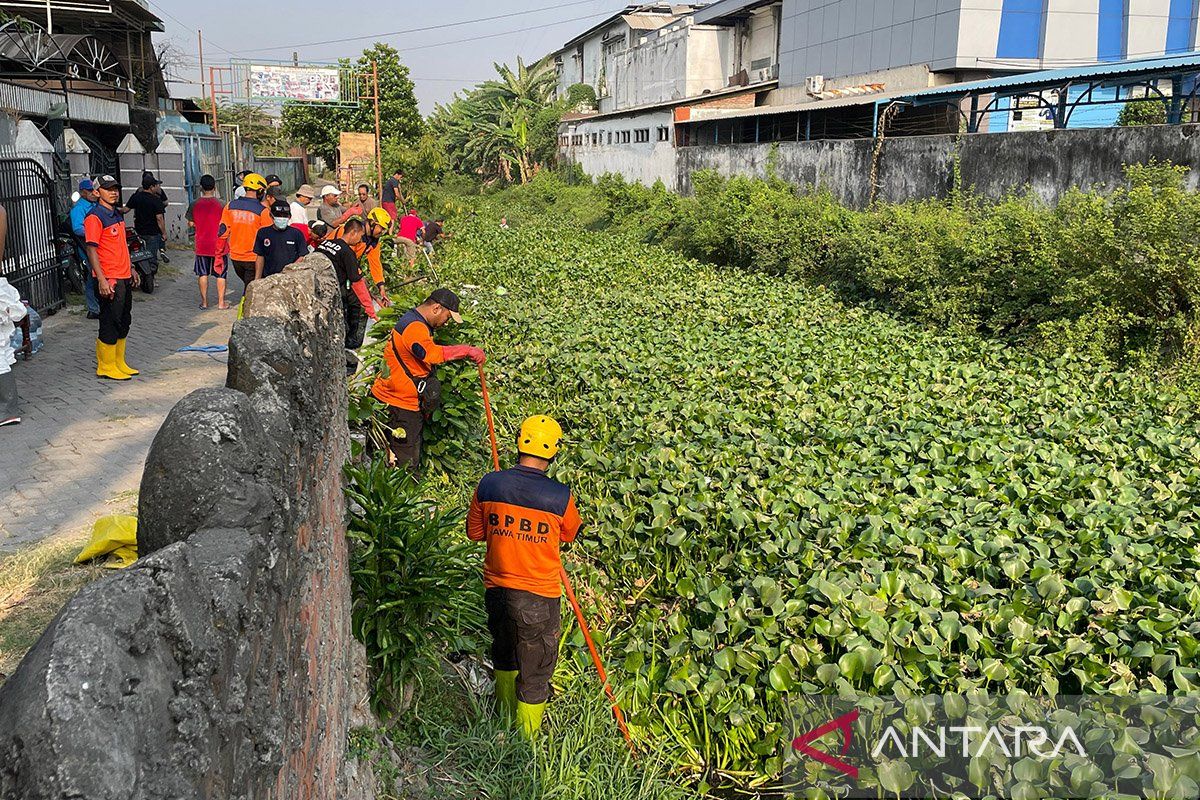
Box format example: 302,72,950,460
693,0,775,25
564,79,777,122
623,14,677,31
895,52,1200,101
683,87,908,120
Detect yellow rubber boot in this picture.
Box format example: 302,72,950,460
494,670,518,720
516,701,546,739
96,340,130,381
115,338,139,376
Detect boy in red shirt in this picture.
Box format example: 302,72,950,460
186,174,228,309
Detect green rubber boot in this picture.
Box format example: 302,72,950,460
516,700,546,738
494,670,518,720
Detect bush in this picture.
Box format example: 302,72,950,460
344,458,485,714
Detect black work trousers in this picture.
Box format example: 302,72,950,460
343,294,367,350
485,587,561,704
386,406,424,476
98,278,132,345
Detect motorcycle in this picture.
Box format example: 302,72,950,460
53,232,88,296
127,228,158,294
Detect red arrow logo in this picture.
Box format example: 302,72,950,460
791,709,860,780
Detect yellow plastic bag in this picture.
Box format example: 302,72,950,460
74,515,138,569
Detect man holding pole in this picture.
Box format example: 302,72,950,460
466,415,582,737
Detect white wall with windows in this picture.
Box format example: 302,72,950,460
558,108,677,186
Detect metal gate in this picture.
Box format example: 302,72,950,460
0,157,63,314
178,132,233,201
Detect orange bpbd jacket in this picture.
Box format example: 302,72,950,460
218,196,273,262
467,465,583,598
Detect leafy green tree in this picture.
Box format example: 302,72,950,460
282,43,422,166
1117,98,1168,127
566,82,597,111
212,101,290,155
429,56,558,184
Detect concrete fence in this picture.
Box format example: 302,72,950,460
0,254,375,799
674,123,1200,207
117,132,188,243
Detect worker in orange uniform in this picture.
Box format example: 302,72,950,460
467,415,581,738
218,173,273,296
84,174,141,380
370,288,485,473
327,206,392,305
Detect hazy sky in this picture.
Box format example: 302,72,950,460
147,0,629,115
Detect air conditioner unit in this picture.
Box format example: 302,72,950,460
806,75,826,95
752,66,776,84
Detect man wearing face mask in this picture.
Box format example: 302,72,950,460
253,199,310,281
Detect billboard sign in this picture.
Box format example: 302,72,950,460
249,65,341,102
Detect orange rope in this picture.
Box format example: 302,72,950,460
476,365,635,752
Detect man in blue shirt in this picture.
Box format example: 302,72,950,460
69,178,99,318
253,200,310,280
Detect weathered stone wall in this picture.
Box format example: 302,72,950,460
674,123,1200,207
0,254,373,799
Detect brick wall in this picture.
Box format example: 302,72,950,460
0,254,374,799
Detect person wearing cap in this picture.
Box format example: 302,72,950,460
396,208,424,269
70,178,100,318
254,199,309,281
265,174,283,191
291,184,316,238
125,173,168,267
370,288,485,473
467,414,581,738
219,173,273,294
317,185,345,227
187,174,229,309
312,217,379,362
84,175,141,380
381,169,404,224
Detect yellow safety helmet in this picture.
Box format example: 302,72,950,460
367,206,392,229
517,415,563,459
242,172,268,191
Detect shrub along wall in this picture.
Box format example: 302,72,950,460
0,255,374,799
526,162,1200,372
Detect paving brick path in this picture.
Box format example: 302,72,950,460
1,264,241,551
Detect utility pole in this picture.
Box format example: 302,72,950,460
198,30,206,106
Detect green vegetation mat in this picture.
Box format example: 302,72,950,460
361,200,1200,793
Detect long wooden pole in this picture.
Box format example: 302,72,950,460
372,60,383,196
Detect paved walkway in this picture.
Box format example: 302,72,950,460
1,262,241,551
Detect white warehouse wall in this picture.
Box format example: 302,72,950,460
560,109,677,187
